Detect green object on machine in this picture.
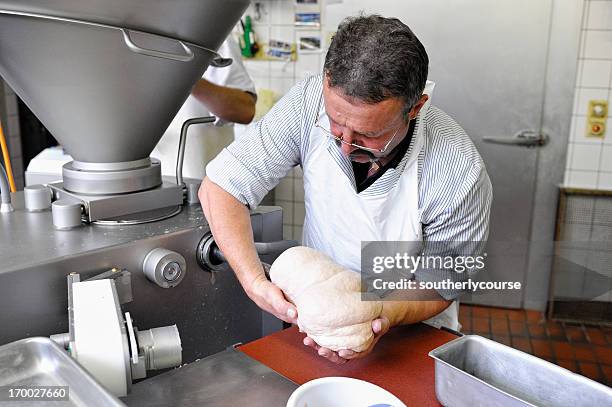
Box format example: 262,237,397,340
241,15,255,57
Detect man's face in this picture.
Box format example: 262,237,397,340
322,77,428,163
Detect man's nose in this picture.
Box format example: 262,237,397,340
338,130,358,155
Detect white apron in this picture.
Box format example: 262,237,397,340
301,81,459,330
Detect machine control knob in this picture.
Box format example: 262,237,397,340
24,184,52,212
52,199,83,229
142,248,186,288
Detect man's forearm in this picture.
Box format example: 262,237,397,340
381,290,451,327
192,79,256,124
199,177,263,289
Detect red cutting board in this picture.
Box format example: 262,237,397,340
239,324,457,406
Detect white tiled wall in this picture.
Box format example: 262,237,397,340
239,1,326,242
564,0,612,190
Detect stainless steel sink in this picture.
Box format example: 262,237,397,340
0,337,124,406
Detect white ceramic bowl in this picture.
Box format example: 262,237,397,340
286,377,407,407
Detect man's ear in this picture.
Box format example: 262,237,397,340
408,94,429,120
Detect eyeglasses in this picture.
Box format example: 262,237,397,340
314,95,405,161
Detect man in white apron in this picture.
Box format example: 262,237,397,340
201,15,492,364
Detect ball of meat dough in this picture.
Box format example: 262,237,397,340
270,246,382,352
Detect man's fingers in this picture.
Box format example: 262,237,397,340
262,282,298,323
303,336,320,350
318,347,347,364
338,349,356,359
372,316,390,335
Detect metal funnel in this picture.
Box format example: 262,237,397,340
0,4,247,194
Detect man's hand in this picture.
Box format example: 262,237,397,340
245,273,298,324
302,316,391,364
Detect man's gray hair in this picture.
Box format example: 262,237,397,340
324,14,429,120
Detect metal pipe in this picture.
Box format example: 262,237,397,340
0,162,14,212
176,116,216,187
211,239,300,263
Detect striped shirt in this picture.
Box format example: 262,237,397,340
206,74,493,300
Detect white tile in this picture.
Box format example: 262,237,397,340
274,177,293,200
283,225,293,240
568,170,599,188
579,59,612,88
600,145,612,172
270,0,295,25
245,2,270,25
587,1,612,30
296,53,321,79
293,226,303,243
604,117,612,144
293,201,305,224
293,166,303,178
251,75,271,92
269,60,295,79
597,171,612,190
269,25,295,46
583,30,612,60
243,59,271,78
293,177,305,201
575,87,609,115
269,77,295,99
570,143,602,171
275,199,293,225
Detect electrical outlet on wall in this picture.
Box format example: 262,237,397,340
586,100,607,138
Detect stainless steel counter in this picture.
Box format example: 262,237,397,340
123,348,297,406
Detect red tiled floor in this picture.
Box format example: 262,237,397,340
526,309,544,322
527,323,546,338
602,365,612,384
546,321,565,340
490,308,507,320
471,306,490,318
557,359,577,371
491,318,509,335
493,335,512,347
579,362,603,381
507,309,526,321
472,317,490,334
552,341,574,360
594,346,612,365
573,344,597,362
509,321,528,336
565,325,586,343
511,337,532,353
460,318,472,332
459,304,612,388
531,339,554,358
585,327,607,345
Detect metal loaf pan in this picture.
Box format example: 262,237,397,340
0,337,124,406
429,335,612,407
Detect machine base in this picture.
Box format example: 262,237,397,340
48,181,184,223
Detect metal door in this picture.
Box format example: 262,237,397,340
326,0,571,307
